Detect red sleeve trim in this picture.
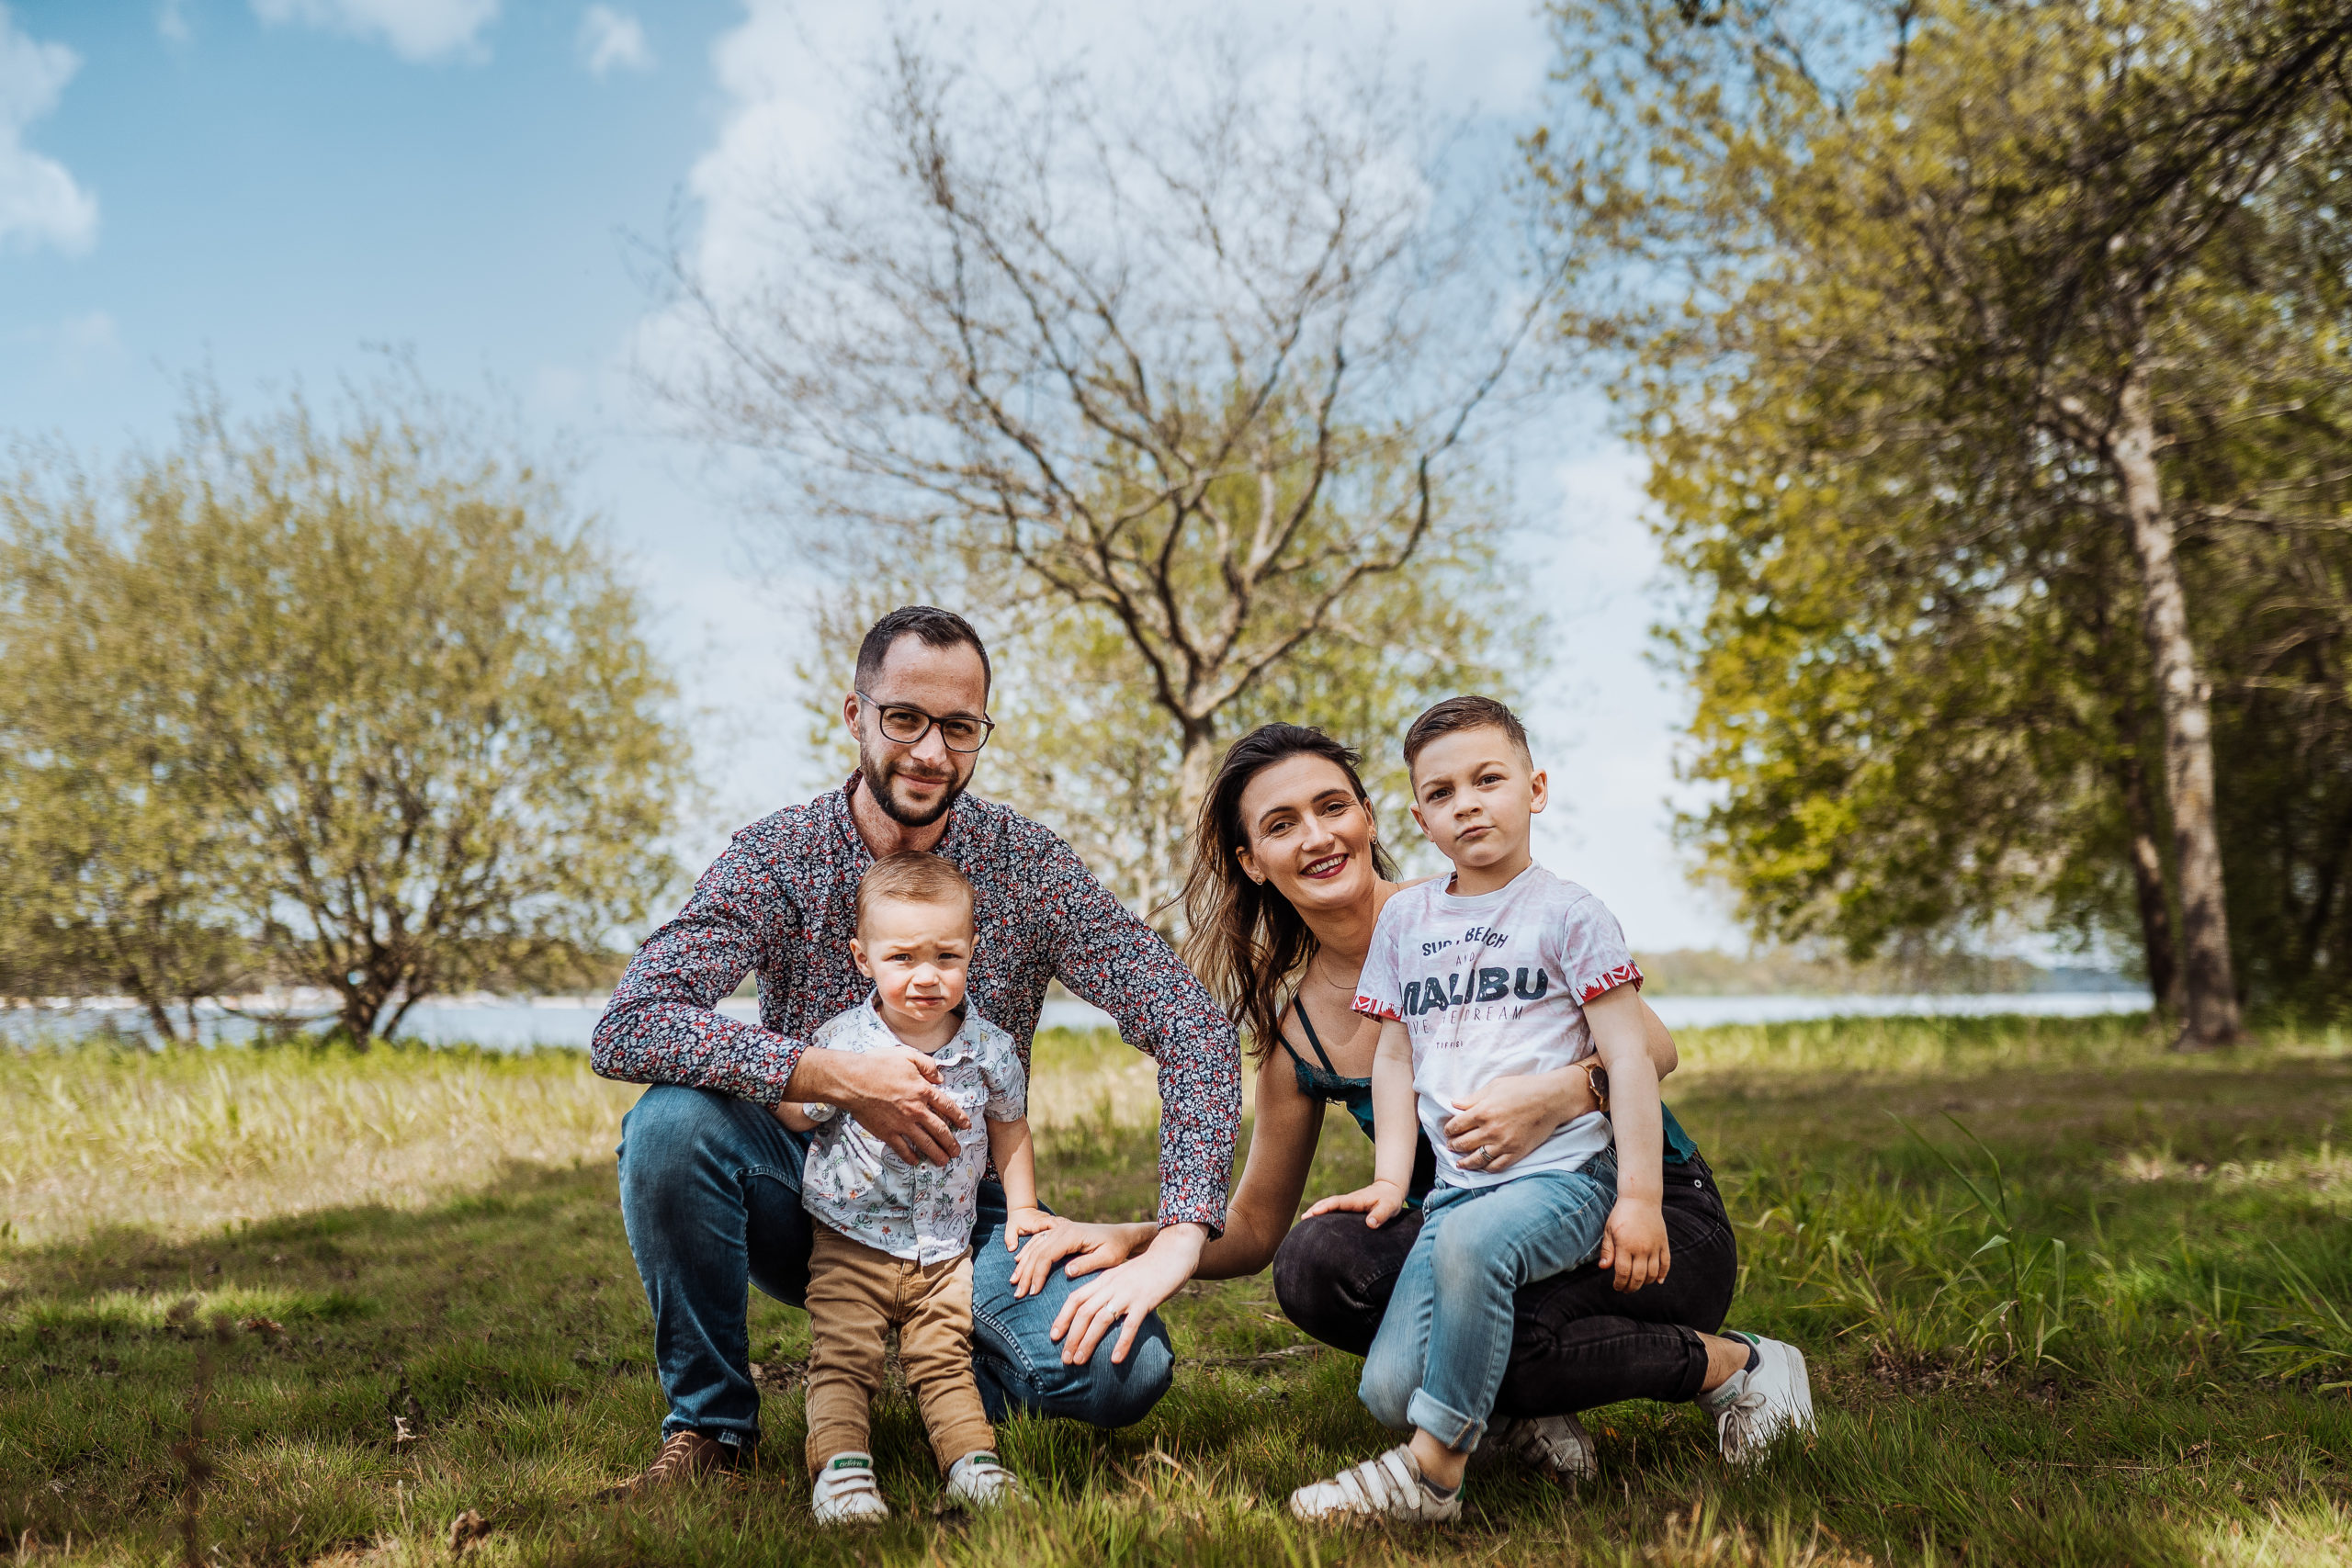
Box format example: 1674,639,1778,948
1352,994,1402,1021
1576,962,1644,1004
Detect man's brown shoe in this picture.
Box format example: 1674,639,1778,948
596,1431,741,1500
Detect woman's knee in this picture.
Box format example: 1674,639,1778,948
1272,1211,1407,1356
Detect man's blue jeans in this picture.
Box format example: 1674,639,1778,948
1358,1149,1619,1453
616,1084,1175,1453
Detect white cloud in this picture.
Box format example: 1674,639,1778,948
158,0,193,43
0,4,97,254
249,0,500,64
577,5,651,77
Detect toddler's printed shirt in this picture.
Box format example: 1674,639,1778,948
798,994,1027,1264
1353,864,1641,1189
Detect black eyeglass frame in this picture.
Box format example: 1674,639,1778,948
854,689,998,753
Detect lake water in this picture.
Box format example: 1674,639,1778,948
3,988,2153,1048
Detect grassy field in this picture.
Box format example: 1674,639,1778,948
1,1016,2348,1565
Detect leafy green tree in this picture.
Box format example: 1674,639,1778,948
1536,0,2352,1040
0,463,251,1039
0,379,689,1043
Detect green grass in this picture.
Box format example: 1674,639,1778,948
2,1016,2350,1565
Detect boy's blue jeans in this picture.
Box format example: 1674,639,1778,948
616,1085,1174,1452
1358,1149,1620,1453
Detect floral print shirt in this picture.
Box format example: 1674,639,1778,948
799,996,1026,1264
592,776,1241,1234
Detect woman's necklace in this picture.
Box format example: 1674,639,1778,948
1306,950,1358,991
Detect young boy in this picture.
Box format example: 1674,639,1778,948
775,852,1050,1525
1289,695,1809,1524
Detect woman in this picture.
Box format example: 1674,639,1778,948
1023,724,1811,1471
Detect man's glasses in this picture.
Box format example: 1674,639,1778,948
856,691,996,753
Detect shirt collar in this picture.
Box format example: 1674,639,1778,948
859,988,978,1065
834,772,967,861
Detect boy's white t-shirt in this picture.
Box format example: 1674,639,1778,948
1352,863,1642,1190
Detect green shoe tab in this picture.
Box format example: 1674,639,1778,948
826,1454,873,1472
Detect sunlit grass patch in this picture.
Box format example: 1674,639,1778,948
0,1040,639,1244
0,1018,2347,1564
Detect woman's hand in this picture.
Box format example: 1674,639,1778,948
1442,1068,1590,1175
1008,1217,1147,1299
1049,1224,1207,1366
1303,1177,1408,1229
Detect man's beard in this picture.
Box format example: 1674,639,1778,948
859,749,969,829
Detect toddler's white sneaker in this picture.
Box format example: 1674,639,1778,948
810,1451,890,1525
1288,1446,1462,1524
1697,1332,1816,1466
944,1450,1031,1509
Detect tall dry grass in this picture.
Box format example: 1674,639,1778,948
0,1041,639,1243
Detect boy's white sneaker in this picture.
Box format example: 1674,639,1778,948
1697,1332,1815,1465
1486,1413,1599,1482
810,1452,890,1525
1288,1446,1462,1525
943,1450,1030,1510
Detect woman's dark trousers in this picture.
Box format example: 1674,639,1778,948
1272,1153,1737,1414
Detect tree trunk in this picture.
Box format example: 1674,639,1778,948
2109,364,2240,1047
339,981,384,1048
2117,750,2181,1014
1176,718,1220,838
139,992,183,1046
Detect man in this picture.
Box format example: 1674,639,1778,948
593,605,1240,1491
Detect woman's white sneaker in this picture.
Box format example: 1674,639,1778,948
1696,1332,1816,1465
1487,1413,1600,1482
1288,1446,1462,1524
944,1450,1031,1510
810,1452,890,1525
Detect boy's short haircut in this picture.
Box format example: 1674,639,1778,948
1402,694,1532,773
855,852,977,933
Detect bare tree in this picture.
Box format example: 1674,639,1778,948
667,26,1554,839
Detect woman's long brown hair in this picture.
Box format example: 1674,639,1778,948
1178,724,1398,1062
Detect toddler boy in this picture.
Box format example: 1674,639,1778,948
775,851,1049,1525
1289,695,1677,1523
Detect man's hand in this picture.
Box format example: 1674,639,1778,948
1049,1223,1207,1366
1303,1178,1408,1229
786,1045,967,1166
1597,1198,1670,1292
1009,1218,1148,1299
1443,1072,1586,1175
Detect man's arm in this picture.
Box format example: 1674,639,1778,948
1035,833,1241,1235
591,829,807,1103
593,829,967,1160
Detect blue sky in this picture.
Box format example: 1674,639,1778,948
0,0,1748,952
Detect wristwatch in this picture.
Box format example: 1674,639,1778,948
1581,1059,1611,1114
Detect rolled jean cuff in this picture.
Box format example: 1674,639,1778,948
1406,1387,1487,1454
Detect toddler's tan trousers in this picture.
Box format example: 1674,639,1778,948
802,1222,997,1475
